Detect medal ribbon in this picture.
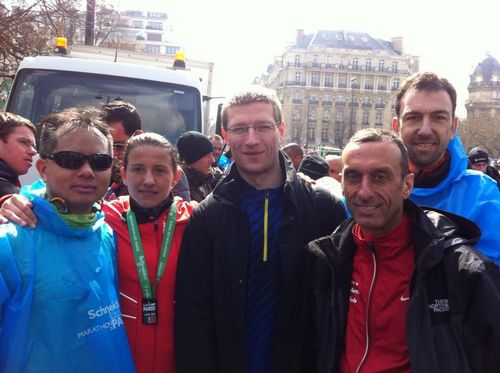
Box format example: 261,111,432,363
126,201,177,299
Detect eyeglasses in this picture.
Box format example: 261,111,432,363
226,121,280,136
41,151,113,171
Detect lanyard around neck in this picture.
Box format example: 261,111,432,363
126,201,177,298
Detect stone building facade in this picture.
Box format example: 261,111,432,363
258,29,419,149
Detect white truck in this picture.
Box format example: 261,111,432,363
5,41,215,183
6,43,215,139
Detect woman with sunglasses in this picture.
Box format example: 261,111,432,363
0,132,196,372
0,108,135,372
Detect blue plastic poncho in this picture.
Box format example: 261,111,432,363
410,134,500,264
0,183,135,373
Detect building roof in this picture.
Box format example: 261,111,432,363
472,55,500,82
293,30,401,56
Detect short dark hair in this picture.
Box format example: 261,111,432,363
124,132,177,171
395,72,457,118
102,100,142,137
38,107,112,155
0,112,36,142
221,87,282,130
347,128,409,178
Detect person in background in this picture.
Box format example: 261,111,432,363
282,142,304,170
0,112,37,196
208,133,231,171
176,131,223,202
102,100,142,199
468,146,500,188
0,107,134,372
308,128,500,373
298,154,329,180
392,72,500,265
326,154,342,182
174,87,347,373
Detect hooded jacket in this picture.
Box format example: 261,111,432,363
104,195,194,373
308,200,500,373
175,152,347,373
410,135,500,264
0,183,135,373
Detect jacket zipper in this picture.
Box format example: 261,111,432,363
355,242,377,373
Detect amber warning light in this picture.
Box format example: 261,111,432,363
54,37,68,55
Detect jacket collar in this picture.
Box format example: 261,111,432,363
327,199,480,274
212,150,300,210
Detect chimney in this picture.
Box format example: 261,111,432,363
296,29,305,44
391,36,404,54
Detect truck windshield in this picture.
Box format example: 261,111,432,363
8,69,202,143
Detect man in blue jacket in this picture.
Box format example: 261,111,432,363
392,72,500,265
0,107,134,372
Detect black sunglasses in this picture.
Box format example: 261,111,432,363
41,151,113,171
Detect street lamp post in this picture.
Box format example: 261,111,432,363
349,77,358,142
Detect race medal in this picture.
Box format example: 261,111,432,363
142,298,158,325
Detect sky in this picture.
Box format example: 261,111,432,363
112,0,500,119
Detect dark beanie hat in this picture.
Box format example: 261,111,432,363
177,131,214,164
468,147,489,164
298,154,329,180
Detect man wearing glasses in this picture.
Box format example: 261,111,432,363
0,107,134,372
101,100,142,199
175,87,347,373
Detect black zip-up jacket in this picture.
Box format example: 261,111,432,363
0,159,21,197
175,152,347,373
308,200,500,373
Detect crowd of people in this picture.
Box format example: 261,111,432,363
0,72,499,373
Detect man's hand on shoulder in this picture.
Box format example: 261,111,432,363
0,194,37,228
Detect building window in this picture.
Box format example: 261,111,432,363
324,74,333,87
326,56,332,68
377,76,387,91
147,33,161,42
362,111,369,126
308,109,317,121
375,111,383,126
336,95,346,107
312,56,319,67
364,76,374,90
145,45,161,53
146,22,162,30
321,127,329,142
323,111,330,122
378,59,385,71
311,72,320,86
352,57,359,70
493,91,498,99
295,55,301,67
335,111,344,122
392,61,398,73
165,46,179,55
293,92,302,104
366,58,372,71
293,110,300,120
375,97,385,108
295,72,302,84
391,77,400,91
338,74,347,88
132,20,143,28
293,126,300,139
339,58,345,69
307,127,315,141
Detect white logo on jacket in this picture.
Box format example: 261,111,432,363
428,299,449,312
